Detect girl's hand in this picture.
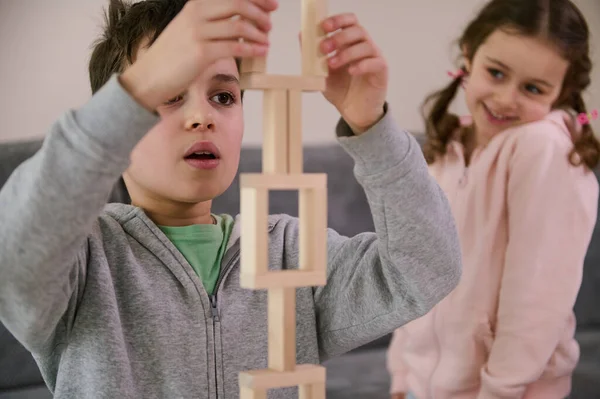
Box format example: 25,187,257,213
319,13,388,135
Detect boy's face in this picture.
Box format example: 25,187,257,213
123,44,244,218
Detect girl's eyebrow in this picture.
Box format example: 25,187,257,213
486,56,554,89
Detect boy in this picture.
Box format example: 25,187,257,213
0,0,462,398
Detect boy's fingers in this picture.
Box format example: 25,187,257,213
321,25,364,55
205,19,270,44
207,40,269,59
321,12,358,33
202,0,275,33
329,41,377,70
348,57,387,77
250,0,279,12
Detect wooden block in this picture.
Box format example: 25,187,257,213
240,56,267,74
240,73,326,92
240,387,267,399
240,270,326,289
239,364,326,390
299,184,327,274
268,288,296,371
236,13,267,74
240,173,326,191
262,90,288,174
240,185,269,276
299,382,326,399
301,0,328,76
287,90,303,174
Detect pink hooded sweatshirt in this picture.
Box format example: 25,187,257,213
387,110,599,399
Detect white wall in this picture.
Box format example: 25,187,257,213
0,0,598,145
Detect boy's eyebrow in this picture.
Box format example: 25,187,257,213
212,74,240,85
486,57,554,88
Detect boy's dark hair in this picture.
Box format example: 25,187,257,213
89,0,241,95
422,0,599,169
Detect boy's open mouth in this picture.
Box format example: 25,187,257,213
185,151,218,160
183,141,221,160
183,141,221,170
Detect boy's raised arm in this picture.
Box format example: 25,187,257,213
289,13,463,360
0,77,159,353
0,0,278,353
313,110,462,360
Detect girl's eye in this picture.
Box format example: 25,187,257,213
164,95,183,106
488,68,504,80
211,92,235,106
525,84,543,95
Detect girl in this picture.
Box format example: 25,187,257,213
387,0,599,398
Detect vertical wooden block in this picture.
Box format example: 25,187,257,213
263,90,289,174
268,287,296,371
299,382,326,399
287,90,303,174
237,13,267,74
241,186,269,276
240,387,267,399
241,57,267,74
299,185,327,274
301,0,328,76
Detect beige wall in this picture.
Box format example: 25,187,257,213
0,0,598,145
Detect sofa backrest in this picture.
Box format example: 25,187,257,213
1,136,599,391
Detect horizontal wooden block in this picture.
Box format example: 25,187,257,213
240,386,266,399
239,364,326,390
240,270,326,289
240,73,326,92
240,173,326,190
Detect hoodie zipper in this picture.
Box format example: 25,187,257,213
208,248,240,399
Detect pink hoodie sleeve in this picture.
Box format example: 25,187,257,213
477,121,599,398
387,327,409,394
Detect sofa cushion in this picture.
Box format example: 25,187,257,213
1,136,599,394
574,168,600,328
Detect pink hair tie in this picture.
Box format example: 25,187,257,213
577,109,598,125
447,69,466,79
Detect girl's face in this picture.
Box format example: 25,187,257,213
463,28,570,144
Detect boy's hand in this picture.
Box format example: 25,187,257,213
120,0,278,112
318,13,388,135
391,394,406,399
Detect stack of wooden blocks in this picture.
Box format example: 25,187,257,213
238,0,329,398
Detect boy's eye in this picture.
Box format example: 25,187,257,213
211,92,235,106
525,84,543,95
164,95,183,106
488,68,504,80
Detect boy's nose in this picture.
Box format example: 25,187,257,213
185,113,214,131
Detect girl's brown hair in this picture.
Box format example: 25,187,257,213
422,0,599,169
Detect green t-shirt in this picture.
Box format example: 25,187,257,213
158,214,234,295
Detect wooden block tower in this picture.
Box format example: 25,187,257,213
238,1,328,398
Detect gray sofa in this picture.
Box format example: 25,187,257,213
1,137,599,398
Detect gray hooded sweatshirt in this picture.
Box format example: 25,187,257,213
0,75,462,398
